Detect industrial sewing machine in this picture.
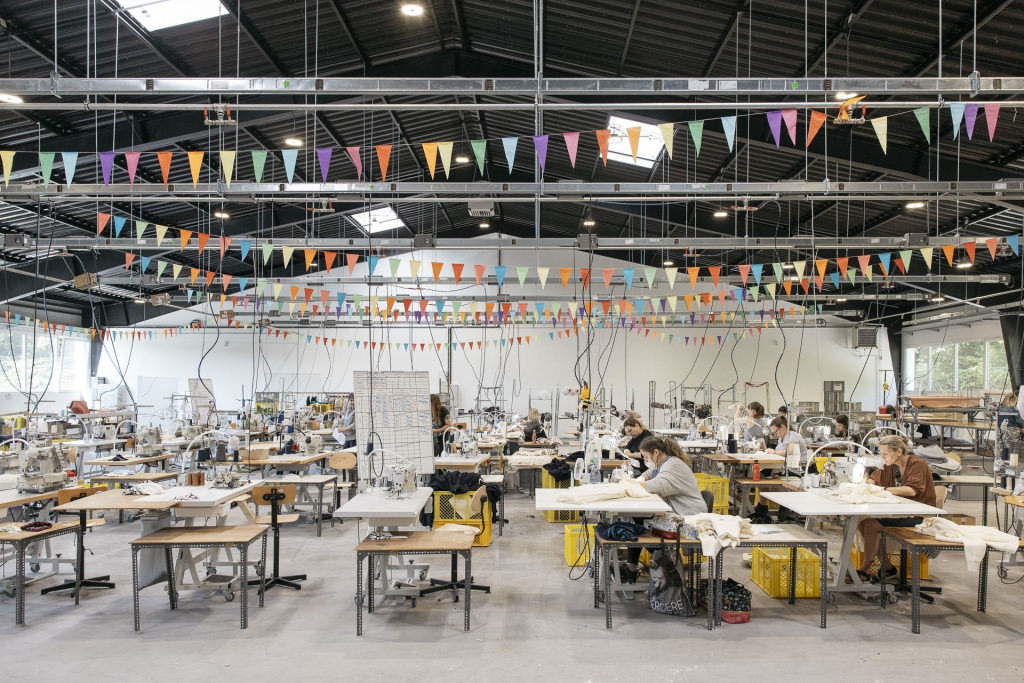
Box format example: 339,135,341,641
134,427,163,455
16,444,70,493
301,433,323,456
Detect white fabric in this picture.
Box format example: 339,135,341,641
683,512,755,556
435,523,478,535
831,481,891,504
1017,389,1024,421
555,480,658,505
505,452,558,468
915,517,1021,572
0,524,22,534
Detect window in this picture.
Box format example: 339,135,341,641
0,328,90,396
903,338,1009,394
347,206,407,235
116,1,227,32
606,116,664,168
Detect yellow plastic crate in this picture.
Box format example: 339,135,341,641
541,470,572,489
541,470,578,522
694,472,730,514
751,547,821,599
564,523,596,566
432,491,493,547
639,546,706,566
850,549,929,579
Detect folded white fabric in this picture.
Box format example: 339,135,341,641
683,512,755,556
915,517,1021,572
831,481,891,504
504,452,558,469
555,480,657,504
0,524,22,534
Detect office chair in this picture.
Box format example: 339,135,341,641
245,485,306,591
421,486,491,598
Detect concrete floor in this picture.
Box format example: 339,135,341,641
2,491,1023,682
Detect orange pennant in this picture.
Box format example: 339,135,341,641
189,267,199,284
125,253,136,269
222,274,233,292
836,256,849,276
942,244,955,266
626,126,642,164
806,111,827,147
687,267,699,288
196,232,210,253
219,236,232,258
422,142,438,179
595,129,611,166
737,264,751,286
782,280,793,296
707,266,720,287
323,251,337,271
346,253,358,275
187,150,204,187
204,270,215,288
431,262,443,282
157,151,173,184
559,267,571,288
97,212,111,235
376,145,392,182
580,268,592,288
304,249,317,271
964,241,976,263
452,263,464,284
602,268,614,288
800,278,809,294
179,230,193,251
814,258,828,278
985,237,999,260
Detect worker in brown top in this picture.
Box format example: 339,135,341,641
855,434,937,581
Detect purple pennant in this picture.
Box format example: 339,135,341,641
964,103,979,140
766,111,782,147
100,152,115,186
316,147,332,183
532,135,549,172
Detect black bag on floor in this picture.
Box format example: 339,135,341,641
648,542,695,617
720,578,752,623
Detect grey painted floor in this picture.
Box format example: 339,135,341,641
2,492,1023,682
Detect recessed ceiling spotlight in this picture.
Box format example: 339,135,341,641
905,201,926,209
582,218,596,227
455,155,470,164
783,264,795,270
0,93,23,104
284,137,303,147
662,259,674,267
214,211,230,219
713,210,729,218
788,276,801,282
930,296,945,302
133,298,146,304
956,261,972,269
835,92,858,100
836,298,848,302
401,3,424,16
479,222,490,229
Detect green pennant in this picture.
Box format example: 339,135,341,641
470,139,487,174
156,261,167,278
750,286,760,302
256,281,266,296
389,258,401,277
847,267,858,285
261,242,273,265
913,107,930,144
899,249,913,269
772,262,784,282
644,266,657,288
251,150,268,183
516,266,529,286
135,220,149,241
687,120,704,158
38,152,55,185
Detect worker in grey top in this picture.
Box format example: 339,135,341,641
634,435,708,515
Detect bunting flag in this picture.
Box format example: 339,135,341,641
920,247,933,270
494,265,507,287
941,244,955,266
281,245,295,267
368,256,379,276
156,151,172,184
375,145,392,182
914,107,931,143
708,266,721,287
61,151,78,185
964,103,979,140
1007,235,1019,256
836,256,849,277
124,253,136,269
346,253,358,275
964,241,976,264
251,150,267,183
421,142,439,178
282,149,298,182
473,264,486,285
501,137,518,173
793,261,806,279
135,220,148,241
187,150,204,186
766,111,783,147
602,268,614,289
316,147,333,182
189,267,199,284
304,249,317,271
125,151,141,184
239,240,252,261
687,120,703,158
563,132,579,168
196,232,210,253
878,252,891,276
179,229,193,251
452,263,465,284
408,260,421,279
537,267,549,289
559,267,571,289
665,267,678,288
626,126,642,163
112,216,126,237
738,264,751,286
156,261,168,278
721,116,736,152
431,262,443,282
470,139,487,174
985,103,1000,141
899,249,913,271
772,262,783,283
595,129,611,165
687,267,699,288
871,117,888,153
949,102,965,140
806,111,826,147
172,263,183,280
623,268,635,289
99,151,114,186
438,142,454,178
516,266,528,286
781,109,798,144
829,272,840,289
261,242,274,265
533,135,550,172
750,263,763,285
219,150,236,186
97,213,111,236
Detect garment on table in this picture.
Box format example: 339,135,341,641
641,456,708,516
683,512,755,556
506,452,558,469
555,480,657,504
830,481,892,504
871,454,936,506
916,516,1021,571
541,458,573,482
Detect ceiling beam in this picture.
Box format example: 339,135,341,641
326,0,370,67
799,0,876,76
909,0,1014,77
701,1,750,77
617,0,643,76
220,0,291,76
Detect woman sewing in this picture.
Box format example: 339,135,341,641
521,408,546,442
621,416,653,462
854,434,936,581
733,401,766,441
834,414,850,439
768,416,808,464
430,394,452,456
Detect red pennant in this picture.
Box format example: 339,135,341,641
452,263,464,284
800,278,809,294
303,288,313,304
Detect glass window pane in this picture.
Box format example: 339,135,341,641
988,340,1010,393
904,348,918,392
912,346,930,391
931,345,955,392
957,341,985,393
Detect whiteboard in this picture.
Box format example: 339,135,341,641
354,371,434,480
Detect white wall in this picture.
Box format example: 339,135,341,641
97,322,890,426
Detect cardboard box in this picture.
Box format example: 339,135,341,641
942,513,976,526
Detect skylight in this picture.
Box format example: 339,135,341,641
348,206,407,235
116,0,227,32
606,115,664,169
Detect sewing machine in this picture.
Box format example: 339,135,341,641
134,427,163,455
301,433,323,456
16,445,70,493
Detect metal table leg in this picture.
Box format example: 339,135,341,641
819,543,827,628
259,533,267,608
911,550,921,634
603,544,612,630
463,550,472,631
788,547,797,605
355,552,364,636
132,546,141,633
165,547,177,610
240,544,249,629
14,543,26,626
709,552,718,631
979,548,989,612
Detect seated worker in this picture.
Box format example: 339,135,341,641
855,435,936,581
521,408,547,442
768,416,807,464
834,414,850,440
430,394,452,456
777,405,789,423
733,401,766,441
619,436,709,581
621,416,653,473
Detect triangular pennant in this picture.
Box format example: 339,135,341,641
644,266,657,288
878,252,891,276
179,229,193,251
470,140,487,174
847,267,857,285
501,137,518,173
580,268,592,289
751,263,763,285
473,264,486,285
601,268,615,289
942,244,955,266
658,123,674,159
189,267,199,284
99,151,113,186
829,272,840,290
322,250,336,271
134,220,148,242
237,240,252,262
437,142,454,178
738,264,751,286
260,242,273,265
494,265,507,287
626,126,642,163
204,271,215,288
281,245,295,267
949,102,965,140
1007,235,1019,256
281,149,298,182
792,261,806,279
781,109,798,144
985,103,1000,141
964,103,979,140
347,253,358,275
533,135,549,172
431,262,443,282
595,129,611,165
304,249,317,271
421,142,439,178
870,116,888,153
687,267,699,289
721,116,736,152
899,249,914,271
124,253,136,269
537,267,549,289
559,267,572,289
408,260,421,279
814,258,828,279
219,150,236,186
172,263,183,280
368,256,379,275
707,266,720,287
806,111,826,147
374,145,392,182
772,263,783,283
516,266,528,286
139,255,151,273
964,241,976,263
562,132,579,168
38,152,54,185
61,151,78,184
250,150,267,183
112,216,126,237
156,261,168,278
222,274,233,292
196,232,211,253
96,212,111,236
623,268,635,289
187,150,204,187
914,107,931,143
836,257,849,277
664,267,678,289
766,111,782,147
687,120,703,158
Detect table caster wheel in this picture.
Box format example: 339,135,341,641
223,591,235,602
30,564,41,573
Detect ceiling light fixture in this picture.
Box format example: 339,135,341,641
835,92,858,100
956,261,972,269
713,210,729,218
905,201,925,209
930,296,945,302
401,3,424,16
455,155,470,164
133,298,146,304
479,222,490,229
663,259,674,267
0,93,23,104
836,298,848,303
783,264,795,270
213,211,230,219
582,218,596,227
284,137,303,147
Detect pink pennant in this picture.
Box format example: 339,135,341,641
345,146,362,180
563,132,579,168
124,152,141,185
985,103,1000,141
473,264,486,285
781,109,798,144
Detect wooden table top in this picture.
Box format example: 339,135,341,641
131,524,268,546
0,520,80,543
54,488,177,512
1003,495,1024,508
596,533,700,546
355,530,474,553
0,486,102,512
884,525,1024,549
734,477,797,489
241,452,328,466
89,472,179,483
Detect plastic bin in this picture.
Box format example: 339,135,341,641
751,547,821,599
850,549,929,579
694,472,730,514
564,523,595,566
432,491,493,547
542,469,578,522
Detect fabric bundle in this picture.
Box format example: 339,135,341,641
830,481,891,504
915,517,1021,571
541,458,573,480
683,512,755,556
555,480,657,504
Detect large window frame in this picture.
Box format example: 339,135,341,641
904,338,1009,394
0,327,90,397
